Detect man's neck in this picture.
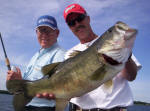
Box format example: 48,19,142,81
41,41,57,49
80,33,98,44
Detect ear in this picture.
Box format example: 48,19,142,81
87,16,90,23
35,28,38,34
56,29,59,37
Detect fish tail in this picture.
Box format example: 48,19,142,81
6,80,33,111
13,93,32,111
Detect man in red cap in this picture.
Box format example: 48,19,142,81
63,3,142,111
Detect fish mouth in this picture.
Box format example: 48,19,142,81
102,54,122,65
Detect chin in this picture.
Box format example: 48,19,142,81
41,45,47,48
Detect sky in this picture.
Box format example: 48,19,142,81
0,0,150,103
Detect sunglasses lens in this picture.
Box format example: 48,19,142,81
68,20,75,27
76,15,85,22
67,14,86,27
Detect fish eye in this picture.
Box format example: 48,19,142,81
108,29,112,33
108,27,113,33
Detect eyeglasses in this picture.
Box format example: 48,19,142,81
67,14,86,27
37,27,55,35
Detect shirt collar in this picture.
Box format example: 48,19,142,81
80,36,99,47
39,42,58,54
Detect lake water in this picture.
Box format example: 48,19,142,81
0,94,150,111
0,94,14,111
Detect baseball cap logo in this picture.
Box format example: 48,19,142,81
63,4,86,21
36,15,58,30
65,5,75,14
38,18,54,24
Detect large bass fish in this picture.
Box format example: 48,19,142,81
7,21,137,111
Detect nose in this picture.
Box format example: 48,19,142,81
40,33,48,39
74,21,81,27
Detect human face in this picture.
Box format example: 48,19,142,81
66,13,91,43
36,26,59,48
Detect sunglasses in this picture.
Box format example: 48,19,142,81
67,14,86,27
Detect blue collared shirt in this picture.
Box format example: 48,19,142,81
23,43,66,107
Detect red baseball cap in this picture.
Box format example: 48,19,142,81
64,3,86,21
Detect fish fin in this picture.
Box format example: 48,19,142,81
102,79,113,94
68,50,81,58
55,99,69,111
90,64,106,81
7,80,33,111
42,62,61,76
13,93,32,111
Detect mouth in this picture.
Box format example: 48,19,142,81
41,39,49,42
102,54,122,65
124,29,137,40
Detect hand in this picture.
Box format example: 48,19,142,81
121,58,137,81
7,67,22,81
36,92,55,100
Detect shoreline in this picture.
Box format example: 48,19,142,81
134,101,150,106
0,90,12,95
0,90,150,106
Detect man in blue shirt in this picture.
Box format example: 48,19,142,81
7,15,66,111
